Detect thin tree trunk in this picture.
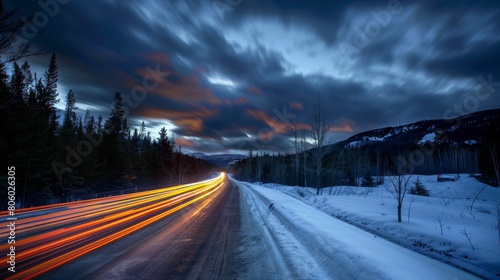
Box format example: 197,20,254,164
491,146,500,187
295,153,299,186
303,152,307,187
397,204,402,223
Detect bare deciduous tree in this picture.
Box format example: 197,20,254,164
0,1,46,65
436,216,445,236
460,227,475,250
309,94,332,195
385,170,412,223
469,186,486,211
285,118,301,186
300,129,310,187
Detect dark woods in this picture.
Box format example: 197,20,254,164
232,111,500,190
0,55,217,208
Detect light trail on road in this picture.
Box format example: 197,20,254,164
0,173,226,280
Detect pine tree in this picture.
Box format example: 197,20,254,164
59,89,78,146
362,171,375,187
0,59,7,84
35,78,44,106
157,127,173,176
27,88,36,107
48,111,59,143
122,117,130,139
62,90,78,130
410,177,430,196
38,53,59,113
84,109,95,134
105,92,125,135
0,62,10,107
21,61,33,93
140,121,146,138
77,116,84,140
97,115,103,133
9,62,25,107
101,92,127,175
21,62,37,108
37,53,60,146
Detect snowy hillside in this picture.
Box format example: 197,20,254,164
336,108,500,149
237,175,500,279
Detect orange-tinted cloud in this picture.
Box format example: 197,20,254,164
175,118,204,133
139,72,221,105
289,101,303,109
258,130,274,141
247,109,288,134
139,107,218,119
247,109,314,134
234,97,248,105
329,124,354,132
329,118,354,132
174,137,195,147
131,52,222,105
218,97,248,107
296,123,312,131
248,85,262,95
138,107,219,134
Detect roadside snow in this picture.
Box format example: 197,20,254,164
254,175,499,279
232,176,484,279
235,180,330,279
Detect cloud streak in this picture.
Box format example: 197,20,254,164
10,0,500,154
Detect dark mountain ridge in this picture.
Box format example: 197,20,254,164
332,108,500,151
232,108,500,187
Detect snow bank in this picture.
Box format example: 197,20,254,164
232,178,479,279
260,175,500,279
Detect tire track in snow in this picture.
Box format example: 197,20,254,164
236,180,331,279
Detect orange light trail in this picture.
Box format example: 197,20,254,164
0,173,227,280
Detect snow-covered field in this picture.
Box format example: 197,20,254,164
232,174,500,279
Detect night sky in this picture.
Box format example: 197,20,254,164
7,0,500,154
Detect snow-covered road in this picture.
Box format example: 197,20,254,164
233,178,479,280
236,180,329,279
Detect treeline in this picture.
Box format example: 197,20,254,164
0,55,217,207
232,122,500,189
233,145,478,185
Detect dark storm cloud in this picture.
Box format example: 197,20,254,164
186,24,289,85
426,41,500,79
6,0,500,153
227,0,379,46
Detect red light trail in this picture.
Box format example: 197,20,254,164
0,173,227,280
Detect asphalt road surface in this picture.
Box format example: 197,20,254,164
42,179,240,280
0,173,245,280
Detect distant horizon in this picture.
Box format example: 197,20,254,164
183,107,500,155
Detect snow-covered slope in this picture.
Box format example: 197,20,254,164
336,108,500,149
232,176,485,279
247,175,500,279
